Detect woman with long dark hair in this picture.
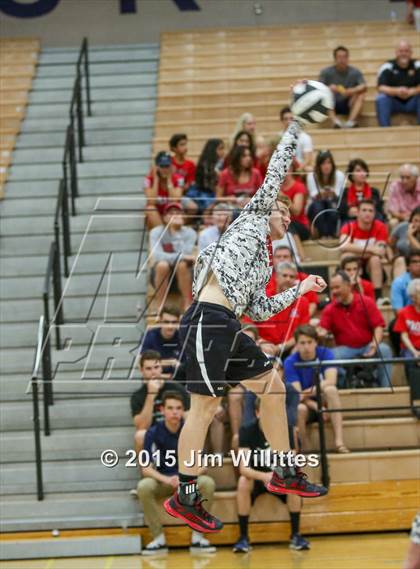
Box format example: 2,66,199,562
339,158,385,222
217,145,262,201
224,130,257,168
307,150,345,237
187,138,225,214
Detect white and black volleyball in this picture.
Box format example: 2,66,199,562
291,80,334,125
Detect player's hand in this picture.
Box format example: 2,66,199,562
300,274,327,295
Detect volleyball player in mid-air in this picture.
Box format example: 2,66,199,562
163,113,328,533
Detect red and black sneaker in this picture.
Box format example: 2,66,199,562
266,469,328,498
163,492,223,533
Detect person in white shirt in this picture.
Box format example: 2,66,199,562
307,150,346,238
198,202,234,251
279,106,313,172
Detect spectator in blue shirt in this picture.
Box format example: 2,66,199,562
139,304,183,376
137,392,217,555
284,325,349,454
391,250,420,311
390,250,420,354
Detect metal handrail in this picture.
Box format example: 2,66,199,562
54,178,71,278
31,316,45,501
294,356,419,488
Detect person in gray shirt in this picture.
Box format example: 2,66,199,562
149,202,197,313
198,202,234,251
319,45,367,128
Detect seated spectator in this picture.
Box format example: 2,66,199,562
279,106,314,172
149,203,197,312
407,0,420,31
217,146,262,202
391,250,420,312
284,325,349,453
340,200,389,302
169,133,196,191
390,250,420,355
130,350,190,455
190,138,225,215
280,170,310,241
224,130,256,167
137,392,216,555
233,396,310,554
318,271,392,388
139,304,183,376
267,246,319,316
198,202,234,251
144,151,184,229
394,279,420,418
387,164,420,228
244,262,310,359
340,256,375,300
339,158,385,223
376,40,420,127
391,207,420,277
232,112,257,139
307,150,345,237
319,45,367,128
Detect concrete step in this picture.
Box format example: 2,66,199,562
0,399,135,435
35,62,158,79
0,229,147,256
8,159,148,181
20,114,154,134
1,212,145,236
15,128,153,149
2,424,137,462
1,535,142,560
25,100,155,120
0,251,142,278
0,490,143,532
0,293,144,324
0,458,140,495
39,45,158,64
0,267,147,300
29,85,157,104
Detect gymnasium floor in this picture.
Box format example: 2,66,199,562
0,532,409,569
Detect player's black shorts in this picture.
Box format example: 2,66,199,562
251,479,287,505
179,301,273,397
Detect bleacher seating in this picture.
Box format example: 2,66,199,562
0,38,40,198
145,20,420,538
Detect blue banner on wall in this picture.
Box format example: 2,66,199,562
0,0,200,18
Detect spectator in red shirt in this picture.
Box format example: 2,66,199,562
394,278,420,416
339,158,385,223
318,271,392,388
340,256,375,300
244,262,310,359
217,146,262,203
267,245,319,316
340,199,390,302
169,133,196,190
144,151,184,229
280,170,310,241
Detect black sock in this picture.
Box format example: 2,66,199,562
178,473,198,505
374,288,382,300
290,512,300,536
238,515,249,539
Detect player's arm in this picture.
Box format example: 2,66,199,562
238,448,270,482
240,119,301,217
246,275,326,321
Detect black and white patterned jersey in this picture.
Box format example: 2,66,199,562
192,120,302,321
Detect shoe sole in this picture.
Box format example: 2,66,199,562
163,498,223,533
233,548,250,553
266,482,327,498
141,548,168,556
289,545,310,551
